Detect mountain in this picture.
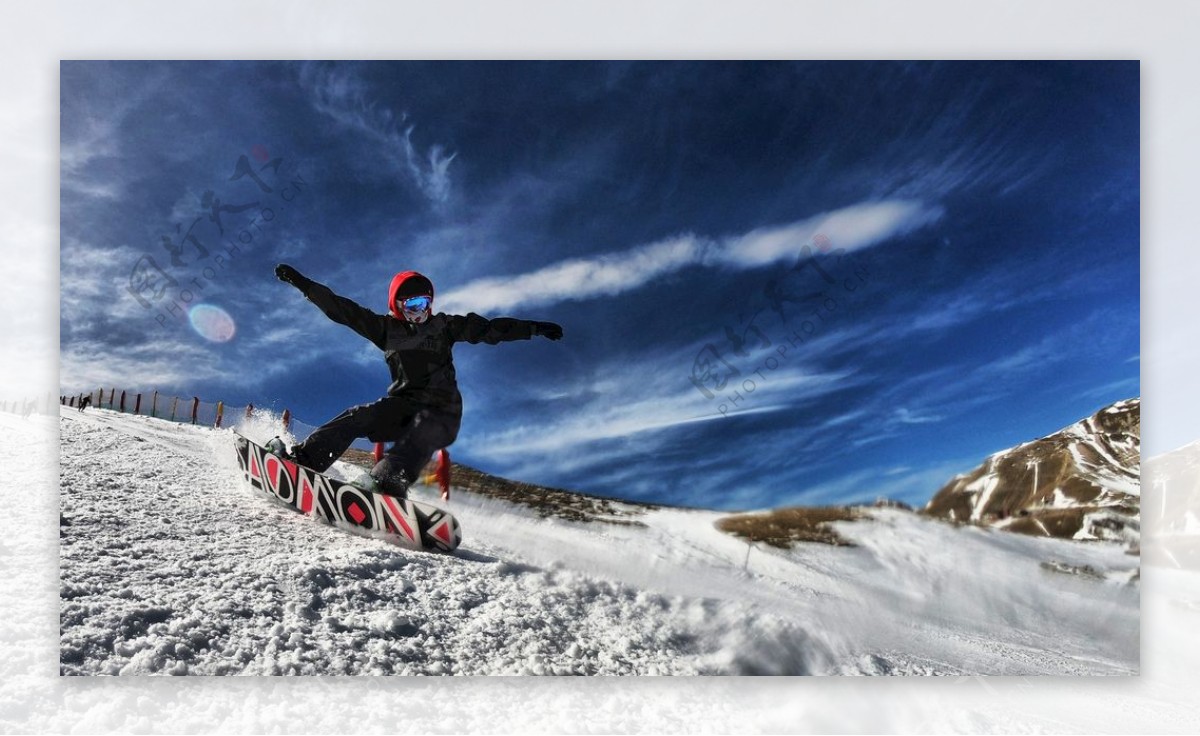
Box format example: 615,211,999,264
924,398,1140,545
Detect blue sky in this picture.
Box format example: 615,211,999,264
60,61,1139,510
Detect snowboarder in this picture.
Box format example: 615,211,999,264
267,263,563,498
78,395,92,412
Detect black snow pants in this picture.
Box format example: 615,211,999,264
294,395,460,497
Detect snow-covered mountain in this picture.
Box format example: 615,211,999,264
58,407,1140,676
924,399,1140,544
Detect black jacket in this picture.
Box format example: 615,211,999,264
301,280,536,412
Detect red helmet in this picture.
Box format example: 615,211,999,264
388,271,434,322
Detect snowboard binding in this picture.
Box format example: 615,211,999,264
264,436,297,462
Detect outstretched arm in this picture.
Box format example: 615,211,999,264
447,313,563,345
275,263,388,349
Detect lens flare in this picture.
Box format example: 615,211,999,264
188,304,236,343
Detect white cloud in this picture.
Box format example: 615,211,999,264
723,200,943,267
441,235,706,313
441,199,942,313
60,339,223,393
300,63,456,205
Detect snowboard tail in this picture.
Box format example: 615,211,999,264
234,434,461,552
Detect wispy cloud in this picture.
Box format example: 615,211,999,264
441,199,942,313
845,307,1136,453
300,63,456,205
1079,377,1139,400
60,63,170,201
774,459,977,507
893,407,943,425
60,109,122,182
466,342,860,466
59,237,154,329
906,294,994,333
61,339,226,391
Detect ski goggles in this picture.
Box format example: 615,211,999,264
398,295,432,312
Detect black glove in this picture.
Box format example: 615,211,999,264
275,263,312,292
531,321,563,341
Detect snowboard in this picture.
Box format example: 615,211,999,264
234,433,462,552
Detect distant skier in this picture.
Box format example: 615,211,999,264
267,263,563,498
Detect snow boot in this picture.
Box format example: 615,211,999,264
264,436,291,458
377,469,411,499
351,473,382,494
351,472,408,499
265,436,310,467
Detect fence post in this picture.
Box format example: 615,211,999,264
151,391,158,418
170,397,179,422
191,397,199,424
281,409,291,432
134,394,142,415
215,401,224,428
108,388,115,408
120,391,126,413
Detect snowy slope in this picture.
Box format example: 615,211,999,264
59,407,1140,676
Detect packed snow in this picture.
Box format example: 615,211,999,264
57,407,1141,677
